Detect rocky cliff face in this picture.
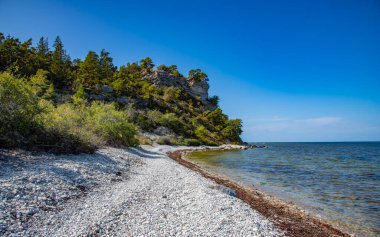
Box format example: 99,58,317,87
142,71,215,110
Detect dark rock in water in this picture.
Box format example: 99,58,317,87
247,145,268,149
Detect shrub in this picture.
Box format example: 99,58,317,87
158,113,183,132
89,102,138,146
0,72,40,145
138,135,153,145
39,101,138,148
37,102,101,148
156,136,179,145
195,125,218,146
183,138,202,146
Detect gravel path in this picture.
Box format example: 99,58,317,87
0,146,285,236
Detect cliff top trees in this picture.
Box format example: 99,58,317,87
140,57,154,73
188,69,208,82
157,64,182,77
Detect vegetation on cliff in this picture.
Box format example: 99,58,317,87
0,33,242,153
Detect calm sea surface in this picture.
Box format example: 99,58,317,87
188,142,380,236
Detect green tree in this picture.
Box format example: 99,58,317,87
207,95,219,107
188,69,208,82
0,35,38,76
72,85,86,105
157,64,182,77
0,32,4,44
30,69,55,100
50,36,72,86
77,51,100,87
99,49,116,83
222,119,243,143
36,37,50,71
37,37,49,56
140,57,155,72
205,108,228,127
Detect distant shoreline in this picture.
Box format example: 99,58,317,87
167,147,351,237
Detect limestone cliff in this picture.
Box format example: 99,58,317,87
142,70,216,110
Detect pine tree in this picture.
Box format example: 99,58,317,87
37,37,49,55
99,49,116,83
188,69,208,82
50,36,72,87
77,51,100,87
36,37,50,71
140,57,154,73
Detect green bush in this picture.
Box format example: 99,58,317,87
183,138,202,146
156,136,180,145
0,72,40,145
0,72,95,153
39,101,138,148
195,125,217,146
89,102,138,146
158,113,184,132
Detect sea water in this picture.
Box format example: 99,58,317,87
188,142,380,236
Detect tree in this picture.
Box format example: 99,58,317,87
72,85,86,105
188,69,208,82
77,51,100,87
99,49,116,83
0,32,4,44
36,37,50,71
30,69,55,100
222,119,243,143
50,36,72,86
37,37,49,56
205,108,228,127
157,64,182,77
0,35,39,76
140,57,154,72
207,95,219,107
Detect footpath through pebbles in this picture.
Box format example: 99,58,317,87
0,145,285,236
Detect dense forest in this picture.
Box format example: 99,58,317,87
0,33,243,153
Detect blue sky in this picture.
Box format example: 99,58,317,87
1,0,379,141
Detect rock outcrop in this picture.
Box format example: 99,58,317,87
142,71,215,110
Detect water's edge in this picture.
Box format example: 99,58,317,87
167,149,351,237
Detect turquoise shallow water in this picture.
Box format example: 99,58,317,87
188,142,380,237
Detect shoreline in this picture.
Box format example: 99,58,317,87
167,147,351,237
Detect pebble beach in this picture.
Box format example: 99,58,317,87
0,145,284,236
